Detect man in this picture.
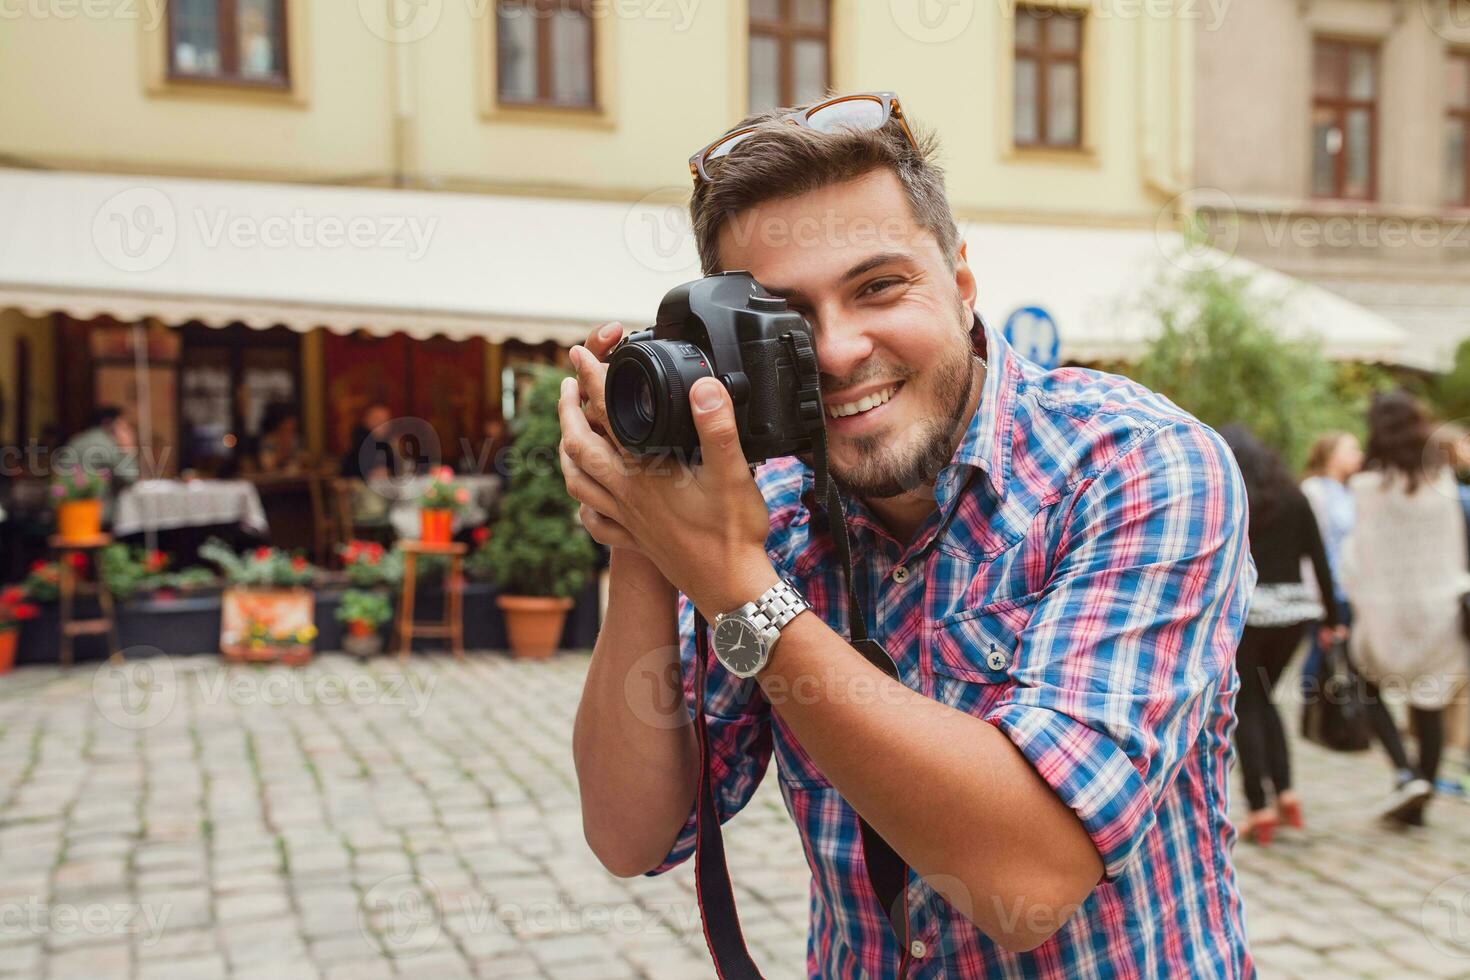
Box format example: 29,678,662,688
563,94,1255,977
340,403,398,481
62,406,139,519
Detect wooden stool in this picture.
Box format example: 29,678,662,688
48,534,121,666
396,540,467,660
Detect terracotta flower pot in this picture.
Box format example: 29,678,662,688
496,595,573,659
343,631,384,658
420,508,453,545
57,499,102,541
0,629,16,675
347,619,376,638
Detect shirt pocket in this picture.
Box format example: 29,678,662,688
926,594,1042,715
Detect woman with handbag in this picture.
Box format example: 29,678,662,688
1221,426,1343,845
1299,432,1362,692
1342,391,1470,827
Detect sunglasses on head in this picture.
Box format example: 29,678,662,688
688,91,918,185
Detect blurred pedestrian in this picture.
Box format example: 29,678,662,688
340,403,398,480
1342,391,1470,826
1221,426,1342,844
1299,432,1363,694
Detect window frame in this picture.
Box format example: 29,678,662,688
1449,50,1470,207
1310,37,1379,202
165,0,292,91
495,0,599,111
747,0,832,113
1012,5,1085,151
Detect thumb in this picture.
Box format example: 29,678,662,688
689,377,745,476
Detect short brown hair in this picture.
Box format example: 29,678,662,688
689,104,960,276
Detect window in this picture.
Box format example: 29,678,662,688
1013,6,1083,149
1448,52,1470,206
748,0,830,115
167,0,289,87
1312,39,1378,201
496,0,596,109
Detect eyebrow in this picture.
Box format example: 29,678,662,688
761,250,916,300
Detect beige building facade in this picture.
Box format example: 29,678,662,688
0,0,1207,459
1194,0,1470,366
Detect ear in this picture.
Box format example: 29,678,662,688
953,239,978,308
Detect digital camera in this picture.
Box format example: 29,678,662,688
605,271,824,464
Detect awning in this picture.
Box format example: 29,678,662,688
0,167,1433,368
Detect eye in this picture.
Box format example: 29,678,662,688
861,277,904,297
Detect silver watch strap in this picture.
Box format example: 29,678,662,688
750,581,807,633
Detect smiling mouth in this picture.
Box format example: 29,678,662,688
824,382,902,420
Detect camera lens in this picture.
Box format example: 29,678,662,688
636,376,655,422
606,340,713,455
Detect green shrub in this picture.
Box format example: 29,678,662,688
1132,264,1396,471
483,366,598,598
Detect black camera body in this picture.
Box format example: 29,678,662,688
606,272,823,464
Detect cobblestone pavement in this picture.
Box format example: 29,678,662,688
0,653,1468,979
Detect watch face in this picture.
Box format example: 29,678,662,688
713,617,766,677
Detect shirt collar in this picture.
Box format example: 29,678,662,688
794,309,1018,521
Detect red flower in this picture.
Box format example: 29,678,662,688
254,547,273,561
145,551,168,573
472,527,489,545
291,557,307,572
29,560,46,572
67,553,88,571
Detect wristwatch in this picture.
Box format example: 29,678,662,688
711,581,809,678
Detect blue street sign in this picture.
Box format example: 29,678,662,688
1003,305,1060,370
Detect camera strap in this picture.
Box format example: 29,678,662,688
684,331,913,979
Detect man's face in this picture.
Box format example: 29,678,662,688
715,168,979,499
365,405,392,432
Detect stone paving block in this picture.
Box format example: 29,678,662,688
45,941,131,979
136,953,228,980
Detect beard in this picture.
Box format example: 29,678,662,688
828,310,979,500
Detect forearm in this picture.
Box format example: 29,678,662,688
572,548,699,877
759,612,1101,951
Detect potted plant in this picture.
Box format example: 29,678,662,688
0,586,40,674
200,538,318,666
483,367,598,658
50,465,108,541
338,539,401,587
99,545,217,601
419,467,469,545
336,589,393,657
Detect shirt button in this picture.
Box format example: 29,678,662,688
909,939,928,958
986,648,1009,671
892,565,911,584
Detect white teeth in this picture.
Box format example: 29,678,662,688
825,385,897,419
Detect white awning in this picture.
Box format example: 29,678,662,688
0,167,1433,369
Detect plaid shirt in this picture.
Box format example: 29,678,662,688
647,315,1257,978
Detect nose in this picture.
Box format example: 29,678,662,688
813,317,874,387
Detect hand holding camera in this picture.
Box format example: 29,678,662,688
558,273,802,615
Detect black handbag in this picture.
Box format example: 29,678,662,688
1300,637,1371,753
